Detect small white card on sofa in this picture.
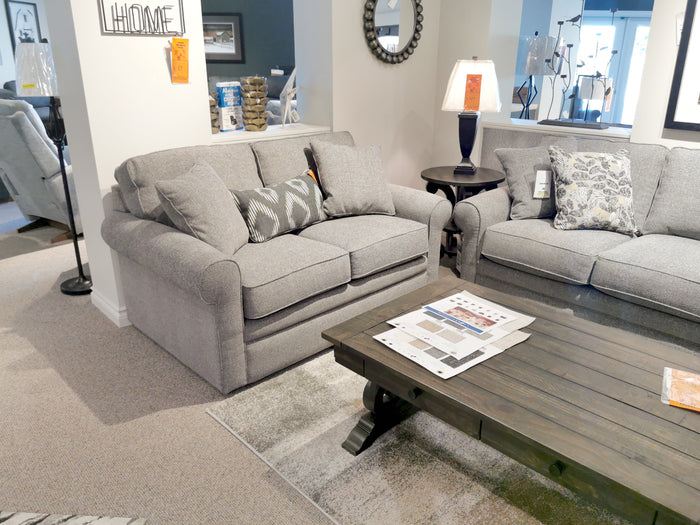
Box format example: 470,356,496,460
533,169,552,199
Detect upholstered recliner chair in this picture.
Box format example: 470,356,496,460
0,99,82,234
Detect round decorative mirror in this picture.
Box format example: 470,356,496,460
364,0,423,64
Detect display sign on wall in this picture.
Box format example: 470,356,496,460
99,0,185,36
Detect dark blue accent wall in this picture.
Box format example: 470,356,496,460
584,0,654,11
202,0,295,86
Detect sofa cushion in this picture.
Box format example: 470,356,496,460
115,143,261,223
252,131,354,186
548,146,637,235
232,172,326,242
591,235,700,322
482,219,630,285
154,162,249,255
310,141,395,218
231,235,350,319
575,139,669,230
495,146,556,220
299,215,428,279
642,148,700,240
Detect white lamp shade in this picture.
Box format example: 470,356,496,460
578,76,609,100
441,59,501,113
15,42,58,97
524,35,557,76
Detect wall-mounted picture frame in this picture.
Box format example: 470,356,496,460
665,0,700,131
202,13,244,63
4,0,42,51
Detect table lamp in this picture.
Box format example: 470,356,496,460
441,58,501,175
15,42,92,295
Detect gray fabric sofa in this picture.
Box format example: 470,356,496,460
454,127,699,348
101,131,452,393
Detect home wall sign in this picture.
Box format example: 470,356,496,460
99,0,185,36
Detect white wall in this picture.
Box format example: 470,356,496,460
45,0,212,325
293,0,332,127
331,0,442,190
632,0,700,148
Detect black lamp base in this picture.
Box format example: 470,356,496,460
61,275,92,296
456,112,479,176
454,160,476,175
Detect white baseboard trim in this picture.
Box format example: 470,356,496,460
91,289,131,327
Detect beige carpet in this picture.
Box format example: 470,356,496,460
208,352,631,525
0,236,331,524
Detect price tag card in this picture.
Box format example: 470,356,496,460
171,38,189,84
533,169,552,199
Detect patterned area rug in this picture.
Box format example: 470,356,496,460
207,351,630,525
0,511,146,524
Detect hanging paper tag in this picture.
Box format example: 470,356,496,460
463,74,482,111
171,38,189,84
533,169,552,199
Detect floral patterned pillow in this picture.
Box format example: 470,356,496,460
548,146,637,235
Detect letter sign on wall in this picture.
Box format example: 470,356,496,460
99,0,185,36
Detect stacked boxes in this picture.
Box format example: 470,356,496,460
216,81,243,132
240,76,268,131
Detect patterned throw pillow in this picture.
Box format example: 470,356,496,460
231,171,326,242
548,146,637,235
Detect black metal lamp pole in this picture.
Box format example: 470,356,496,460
48,96,92,295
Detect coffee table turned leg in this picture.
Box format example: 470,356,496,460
342,381,416,455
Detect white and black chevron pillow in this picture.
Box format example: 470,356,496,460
232,172,327,242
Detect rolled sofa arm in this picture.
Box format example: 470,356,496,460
389,183,452,281
453,187,511,282
101,210,242,305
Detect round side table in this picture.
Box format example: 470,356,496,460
420,166,505,256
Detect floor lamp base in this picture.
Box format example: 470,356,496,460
61,275,93,296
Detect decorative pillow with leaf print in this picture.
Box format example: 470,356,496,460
548,146,637,235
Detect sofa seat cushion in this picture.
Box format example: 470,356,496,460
299,215,428,279
231,235,350,319
591,234,700,322
482,219,630,285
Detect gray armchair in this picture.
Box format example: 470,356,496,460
0,99,82,233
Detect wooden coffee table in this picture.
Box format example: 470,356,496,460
322,276,700,525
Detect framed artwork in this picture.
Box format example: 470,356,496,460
4,0,42,51
665,0,700,131
202,13,244,63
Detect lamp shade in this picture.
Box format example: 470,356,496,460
441,59,501,113
524,35,557,76
578,75,609,100
15,42,58,97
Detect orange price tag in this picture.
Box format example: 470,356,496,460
171,38,189,84
463,74,482,111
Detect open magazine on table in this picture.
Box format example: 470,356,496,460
373,290,535,379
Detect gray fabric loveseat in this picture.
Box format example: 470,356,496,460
102,131,451,393
454,127,699,347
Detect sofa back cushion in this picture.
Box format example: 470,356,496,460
252,131,354,186
575,138,668,230
115,143,261,223
480,127,577,171
155,162,250,255
642,147,700,240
